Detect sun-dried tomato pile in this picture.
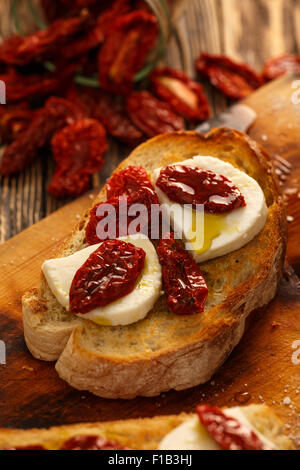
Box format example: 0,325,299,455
0,0,298,197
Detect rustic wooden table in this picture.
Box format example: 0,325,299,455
1,0,300,242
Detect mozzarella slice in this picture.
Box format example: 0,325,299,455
42,234,162,327
152,156,268,263
158,407,277,450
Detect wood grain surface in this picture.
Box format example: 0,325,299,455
0,0,299,450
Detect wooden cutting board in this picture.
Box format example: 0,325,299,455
0,75,299,449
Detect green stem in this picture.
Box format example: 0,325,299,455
74,74,100,87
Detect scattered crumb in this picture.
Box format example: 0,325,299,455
210,380,215,386
283,397,291,405
271,321,281,328
284,187,298,196
287,216,294,223
89,194,95,199
22,366,34,372
261,134,268,141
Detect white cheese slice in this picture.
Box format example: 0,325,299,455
42,234,162,326
152,156,268,263
158,407,277,450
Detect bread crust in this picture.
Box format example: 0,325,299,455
22,128,287,398
0,405,292,450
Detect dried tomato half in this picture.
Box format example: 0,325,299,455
69,239,146,313
65,84,101,117
48,119,107,198
106,166,154,198
156,165,246,214
0,16,89,65
93,94,144,145
0,107,36,144
262,54,300,81
0,97,84,175
126,91,185,137
1,65,77,103
86,187,158,245
60,435,128,450
98,11,158,95
196,53,264,100
151,67,210,121
60,1,131,60
196,405,272,450
6,445,46,450
156,234,208,315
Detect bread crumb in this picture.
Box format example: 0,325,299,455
287,216,294,223
283,397,291,405
271,321,281,328
22,366,34,372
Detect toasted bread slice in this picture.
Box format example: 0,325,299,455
0,405,292,450
22,128,287,399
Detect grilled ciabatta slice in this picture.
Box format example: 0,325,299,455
0,405,292,450
22,128,287,399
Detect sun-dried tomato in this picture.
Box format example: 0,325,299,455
126,91,185,137
69,238,146,313
86,187,158,245
93,94,143,145
156,165,246,214
196,405,272,450
1,65,77,103
0,16,89,65
48,118,107,198
93,0,132,38
196,53,264,100
106,166,154,198
41,0,64,22
156,233,208,315
151,67,210,121
65,84,101,117
60,434,128,450
60,1,131,61
262,54,300,81
0,107,36,144
6,444,46,450
0,97,84,175
98,11,158,95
